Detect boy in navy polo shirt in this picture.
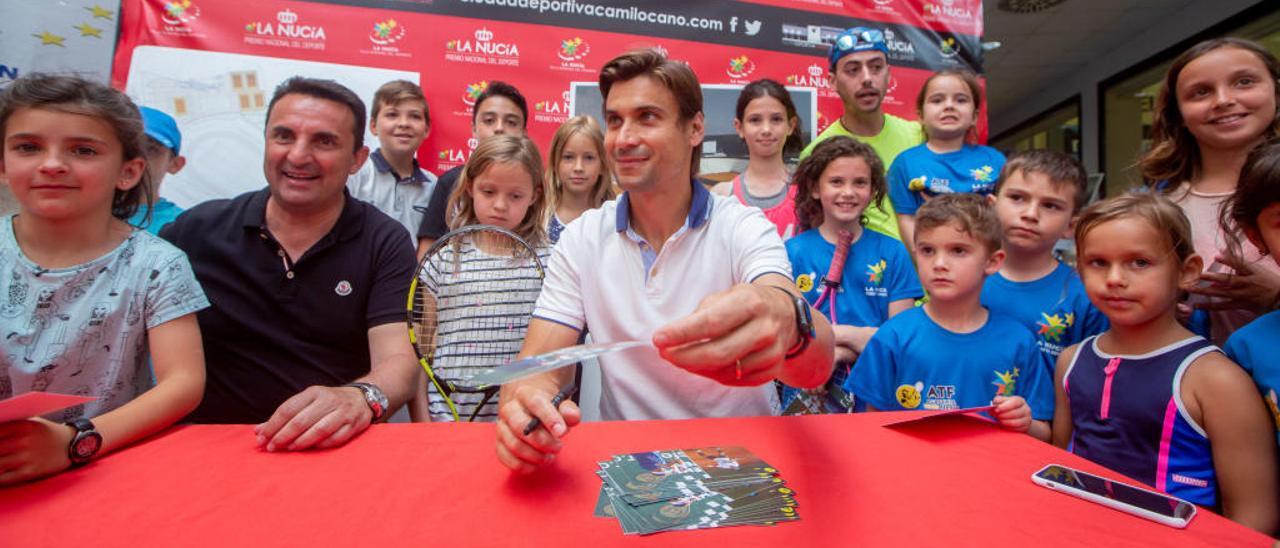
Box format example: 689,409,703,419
129,106,187,235
846,194,1053,440
981,151,1107,368
348,80,437,239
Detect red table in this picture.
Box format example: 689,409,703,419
0,412,1270,547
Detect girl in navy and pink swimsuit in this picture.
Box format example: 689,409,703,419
1064,336,1218,505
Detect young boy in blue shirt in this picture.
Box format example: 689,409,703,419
981,151,1107,367
128,106,187,235
846,193,1054,440
348,79,437,239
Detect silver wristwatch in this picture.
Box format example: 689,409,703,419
344,382,389,421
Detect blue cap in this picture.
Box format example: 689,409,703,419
140,106,181,155
828,27,889,69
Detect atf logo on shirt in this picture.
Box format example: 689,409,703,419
925,178,953,194
923,384,957,410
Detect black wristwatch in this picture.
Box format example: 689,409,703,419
66,418,102,467
345,382,389,421
770,286,815,359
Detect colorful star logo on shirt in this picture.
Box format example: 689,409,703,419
74,23,104,38
1036,312,1072,343
33,31,66,47
993,368,1019,397
970,165,994,183
866,259,886,286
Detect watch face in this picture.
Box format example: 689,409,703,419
353,383,388,419
74,433,102,459
796,296,815,335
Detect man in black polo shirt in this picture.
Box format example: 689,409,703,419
161,77,419,451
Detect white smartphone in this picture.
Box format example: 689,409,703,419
1031,464,1197,528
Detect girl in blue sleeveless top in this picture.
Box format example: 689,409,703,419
1048,193,1276,533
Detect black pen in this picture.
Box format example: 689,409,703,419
523,384,577,436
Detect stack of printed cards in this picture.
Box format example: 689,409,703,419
592,446,799,535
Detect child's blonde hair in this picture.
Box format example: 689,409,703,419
546,116,615,209
1074,192,1195,262
0,74,151,220
448,134,550,246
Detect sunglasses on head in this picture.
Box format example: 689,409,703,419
836,29,885,52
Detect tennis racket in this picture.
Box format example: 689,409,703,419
782,229,855,416
407,224,546,422
812,229,853,324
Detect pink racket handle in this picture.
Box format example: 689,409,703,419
824,230,854,285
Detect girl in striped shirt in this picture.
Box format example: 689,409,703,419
420,135,551,422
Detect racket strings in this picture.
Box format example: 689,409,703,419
411,228,545,421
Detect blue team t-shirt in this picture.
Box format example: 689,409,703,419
845,306,1054,420
887,143,1007,215
786,228,923,326
128,198,185,236
1223,310,1280,448
981,262,1109,366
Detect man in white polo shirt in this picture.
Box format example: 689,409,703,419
495,49,835,473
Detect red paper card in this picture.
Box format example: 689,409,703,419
881,405,996,428
0,392,95,423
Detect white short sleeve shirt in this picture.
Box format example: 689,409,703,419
534,180,791,420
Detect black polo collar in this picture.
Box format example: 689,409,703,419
240,188,367,243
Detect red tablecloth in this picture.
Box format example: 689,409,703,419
0,412,1270,547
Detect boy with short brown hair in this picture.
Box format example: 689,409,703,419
981,150,1107,364
846,193,1054,440
348,79,436,238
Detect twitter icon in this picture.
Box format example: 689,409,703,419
744,19,762,36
